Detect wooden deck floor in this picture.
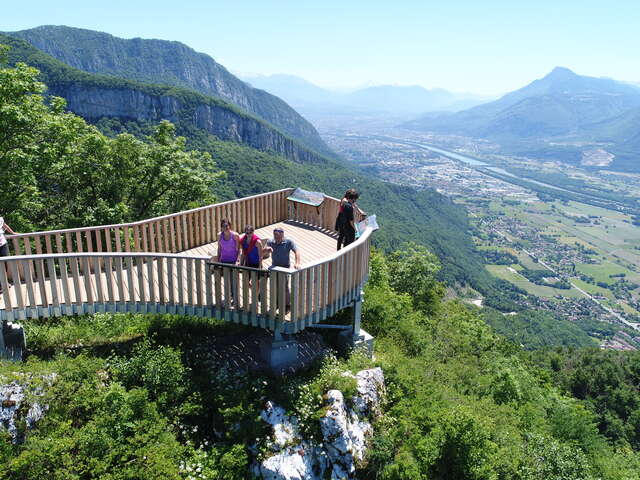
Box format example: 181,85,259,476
1,221,338,314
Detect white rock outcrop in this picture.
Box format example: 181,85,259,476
0,373,56,444
253,367,385,480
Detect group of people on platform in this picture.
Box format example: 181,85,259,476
212,220,301,271
211,188,363,271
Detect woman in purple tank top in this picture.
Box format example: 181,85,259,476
214,219,240,264
214,219,240,307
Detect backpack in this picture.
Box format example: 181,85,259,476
335,211,346,231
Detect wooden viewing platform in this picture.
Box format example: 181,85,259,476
0,189,373,339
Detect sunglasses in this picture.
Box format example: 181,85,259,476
273,229,284,233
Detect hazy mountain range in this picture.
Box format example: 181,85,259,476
404,67,640,171
243,74,491,115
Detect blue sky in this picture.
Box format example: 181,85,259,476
3,0,638,95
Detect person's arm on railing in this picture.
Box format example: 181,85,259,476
2,221,16,235
293,246,301,270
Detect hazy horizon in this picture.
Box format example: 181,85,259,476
3,0,639,96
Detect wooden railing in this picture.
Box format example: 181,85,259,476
1,189,373,333
5,189,294,257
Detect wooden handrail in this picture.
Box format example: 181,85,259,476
6,189,295,256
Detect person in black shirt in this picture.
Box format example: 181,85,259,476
337,189,359,249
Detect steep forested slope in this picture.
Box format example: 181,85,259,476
7,25,330,156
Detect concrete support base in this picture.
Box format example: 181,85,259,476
1,321,26,361
338,328,374,358
260,337,299,373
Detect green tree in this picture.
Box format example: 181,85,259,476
0,46,223,231
387,242,444,315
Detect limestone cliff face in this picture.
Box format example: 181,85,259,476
8,25,330,156
48,83,326,164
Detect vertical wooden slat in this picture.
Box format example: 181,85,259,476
44,235,53,254
205,261,213,310
169,218,177,253
105,228,112,253
141,224,148,253
214,266,222,313
148,223,156,252
290,271,299,323
314,265,322,320
85,231,93,253
187,258,194,306
0,261,13,311
70,257,83,305
177,257,185,306
163,220,170,253
92,257,104,304
47,258,60,310
123,226,131,252
223,267,231,314
168,257,175,305
195,259,203,307
23,258,37,311
242,270,250,322
133,225,141,252
269,270,277,324
11,237,22,257
126,257,136,303
147,254,156,303
34,258,48,307
55,234,64,254
82,257,94,306
306,268,313,323
115,257,125,304
18,237,30,259
251,270,258,325
136,256,147,303
104,256,115,304
59,256,72,307
10,261,24,309
278,272,287,323
64,233,72,255
156,221,164,252
113,227,122,252
182,215,189,250
260,271,268,327
75,232,84,253
158,257,166,304
95,228,103,252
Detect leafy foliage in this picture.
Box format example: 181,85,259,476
359,248,640,479
0,51,222,231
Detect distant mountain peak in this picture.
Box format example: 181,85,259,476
545,66,578,80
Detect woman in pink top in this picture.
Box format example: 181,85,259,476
214,219,240,264
213,219,240,307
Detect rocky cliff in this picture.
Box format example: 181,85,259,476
1,33,328,165
8,25,331,156
48,83,327,165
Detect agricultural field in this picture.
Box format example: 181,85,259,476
486,264,583,298
472,195,640,331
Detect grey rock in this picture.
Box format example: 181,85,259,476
254,368,385,480
0,373,56,443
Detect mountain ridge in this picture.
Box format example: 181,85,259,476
244,73,490,114
7,25,331,156
403,67,640,170
0,33,329,165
